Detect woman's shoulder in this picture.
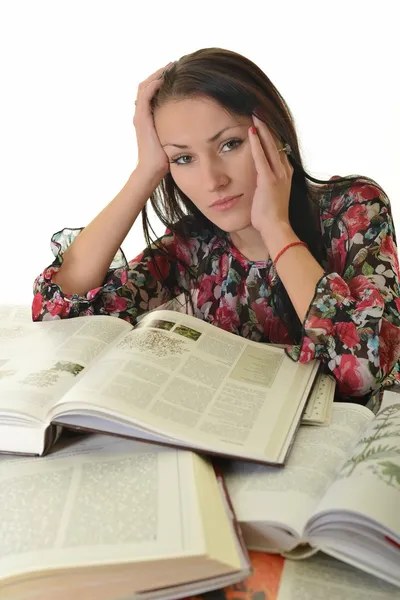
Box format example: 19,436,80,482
319,174,389,216
324,175,388,203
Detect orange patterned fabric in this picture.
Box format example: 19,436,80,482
190,552,285,600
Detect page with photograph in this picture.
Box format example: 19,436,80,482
0,314,131,426
50,309,320,465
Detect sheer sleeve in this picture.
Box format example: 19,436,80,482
286,179,400,401
32,227,190,324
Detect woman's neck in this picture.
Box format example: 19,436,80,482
229,226,270,261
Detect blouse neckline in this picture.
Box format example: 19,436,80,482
225,235,272,269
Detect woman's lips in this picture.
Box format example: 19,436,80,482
211,194,242,212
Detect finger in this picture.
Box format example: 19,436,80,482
137,77,164,103
143,62,174,84
252,115,285,176
136,63,172,97
135,63,174,112
248,124,272,177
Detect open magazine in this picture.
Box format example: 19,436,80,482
0,433,251,600
0,304,328,464
222,390,400,588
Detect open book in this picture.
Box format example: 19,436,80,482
222,390,400,588
192,551,400,600
0,304,328,464
0,433,251,600
276,553,400,600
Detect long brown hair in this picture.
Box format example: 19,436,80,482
142,47,386,342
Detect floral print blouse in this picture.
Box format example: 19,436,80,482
32,176,400,407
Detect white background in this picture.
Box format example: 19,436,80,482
0,0,399,304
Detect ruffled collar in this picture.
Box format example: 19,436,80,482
225,234,272,270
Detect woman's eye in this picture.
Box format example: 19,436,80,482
171,155,191,165
171,138,243,166
222,139,242,151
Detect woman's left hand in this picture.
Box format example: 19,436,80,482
249,115,294,233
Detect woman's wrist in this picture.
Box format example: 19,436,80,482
133,166,164,196
260,222,299,260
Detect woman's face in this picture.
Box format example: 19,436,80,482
155,96,269,233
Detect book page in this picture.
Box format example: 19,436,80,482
308,399,400,539
277,553,400,600
0,434,205,581
51,310,319,463
0,315,131,421
0,304,33,322
222,403,373,549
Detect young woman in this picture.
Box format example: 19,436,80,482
32,47,400,409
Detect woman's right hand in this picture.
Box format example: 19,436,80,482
133,62,174,183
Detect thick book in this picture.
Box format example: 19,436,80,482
0,433,251,600
0,304,328,464
221,390,400,588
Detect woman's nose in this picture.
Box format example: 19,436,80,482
201,159,230,191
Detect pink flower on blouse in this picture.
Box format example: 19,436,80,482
103,295,128,314
218,252,230,279
349,276,384,312
333,354,365,396
175,237,192,265
32,293,44,320
299,336,316,362
308,317,335,337
379,319,400,374
328,274,350,298
342,204,370,238
45,298,71,318
251,299,273,323
330,234,348,274
355,183,382,201
214,301,240,332
87,287,101,301
118,269,128,286
268,317,292,344
336,322,360,349
198,274,218,306
251,300,273,335
380,233,400,278
250,299,290,343
147,254,170,281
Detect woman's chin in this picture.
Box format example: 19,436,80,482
215,214,252,234
205,205,251,233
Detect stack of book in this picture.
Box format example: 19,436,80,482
0,304,399,599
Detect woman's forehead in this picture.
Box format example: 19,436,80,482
154,97,249,147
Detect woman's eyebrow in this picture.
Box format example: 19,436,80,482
162,125,244,149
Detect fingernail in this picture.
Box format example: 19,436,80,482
250,126,257,134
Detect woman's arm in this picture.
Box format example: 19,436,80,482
260,222,324,322
262,179,400,399
32,226,186,324
52,168,161,296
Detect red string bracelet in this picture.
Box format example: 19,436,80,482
273,241,308,265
